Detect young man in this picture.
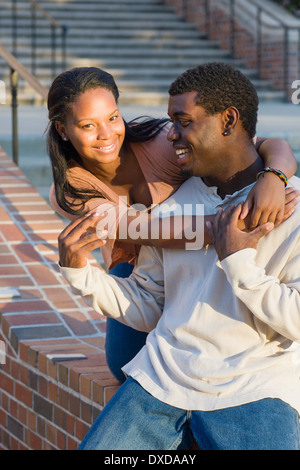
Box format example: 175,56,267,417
58,63,300,450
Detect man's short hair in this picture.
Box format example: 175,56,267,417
168,62,258,139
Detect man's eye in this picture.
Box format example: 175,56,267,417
179,120,190,127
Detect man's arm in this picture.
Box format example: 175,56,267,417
59,213,165,332
206,204,300,341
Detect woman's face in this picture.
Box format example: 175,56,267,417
56,87,126,166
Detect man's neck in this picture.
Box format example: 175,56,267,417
202,146,264,199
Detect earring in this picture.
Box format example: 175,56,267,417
223,130,228,136
63,136,68,141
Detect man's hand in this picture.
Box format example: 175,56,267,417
58,212,106,268
206,204,274,261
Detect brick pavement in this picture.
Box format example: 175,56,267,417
0,147,120,450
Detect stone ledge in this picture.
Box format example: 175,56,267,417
0,147,120,450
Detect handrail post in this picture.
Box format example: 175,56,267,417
10,68,19,166
205,0,210,38
257,6,262,78
298,28,300,83
62,24,68,71
182,0,187,19
284,26,289,102
12,0,18,57
229,0,235,57
31,2,36,75
51,24,56,80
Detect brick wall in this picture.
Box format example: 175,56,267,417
0,147,120,450
165,0,300,99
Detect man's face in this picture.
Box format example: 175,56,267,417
167,91,226,180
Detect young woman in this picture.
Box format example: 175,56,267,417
47,66,298,382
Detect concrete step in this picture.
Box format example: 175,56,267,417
0,26,205,40
0,36,219,50
0,0,285,105
0,54,238,70
1,10,181,20
0,18,196,30
3,89,285,107
0,43,230,59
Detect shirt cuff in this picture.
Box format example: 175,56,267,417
59,262,90,290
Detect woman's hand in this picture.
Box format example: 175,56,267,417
206,205,274,261
240,173,299,229
58,212,106,268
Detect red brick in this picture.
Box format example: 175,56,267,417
0,275,34,287
60,310,98,336
38,375,48,398
48,382,58,403
43,287,79,310
0,371,14,395
20,220,65,231
18,403,27,427
53,405,74,431
46,422,56,446
26,264,59,285
0,224,27,242
25,428,42,450
0,265,27,276
58,387,69,410
38,352,48,374
0,408,6,427
56,428,66,450
0,254,18,264
0,300,51,314
0,207,13,222
27,409,36,431
67,435,79,450
27,232,60,242
12,243,44,263
15,382,32,407
3,312,61,327
75,418,89,441
103,383,121,406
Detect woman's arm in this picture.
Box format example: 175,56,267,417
241,137,298,228
93,188,298,250
255,137,297,178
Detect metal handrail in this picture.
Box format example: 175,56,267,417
28,0,68,78
0,44,48,166
181,0,300,101
10,0,68,78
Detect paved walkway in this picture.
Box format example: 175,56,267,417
0,101,299,138
0,100,299,195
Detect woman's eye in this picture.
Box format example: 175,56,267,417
110,115,118,122
82,123,94,129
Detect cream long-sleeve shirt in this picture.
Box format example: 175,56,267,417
60,176,300,413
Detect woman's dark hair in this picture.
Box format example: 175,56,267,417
47,67,169,216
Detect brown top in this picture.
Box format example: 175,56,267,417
49,126,186,269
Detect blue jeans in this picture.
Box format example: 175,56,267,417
79,378,300,450
106,263,148,383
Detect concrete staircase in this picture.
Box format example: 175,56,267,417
0,0,286,105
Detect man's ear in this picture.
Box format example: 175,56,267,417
222,107,239,136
